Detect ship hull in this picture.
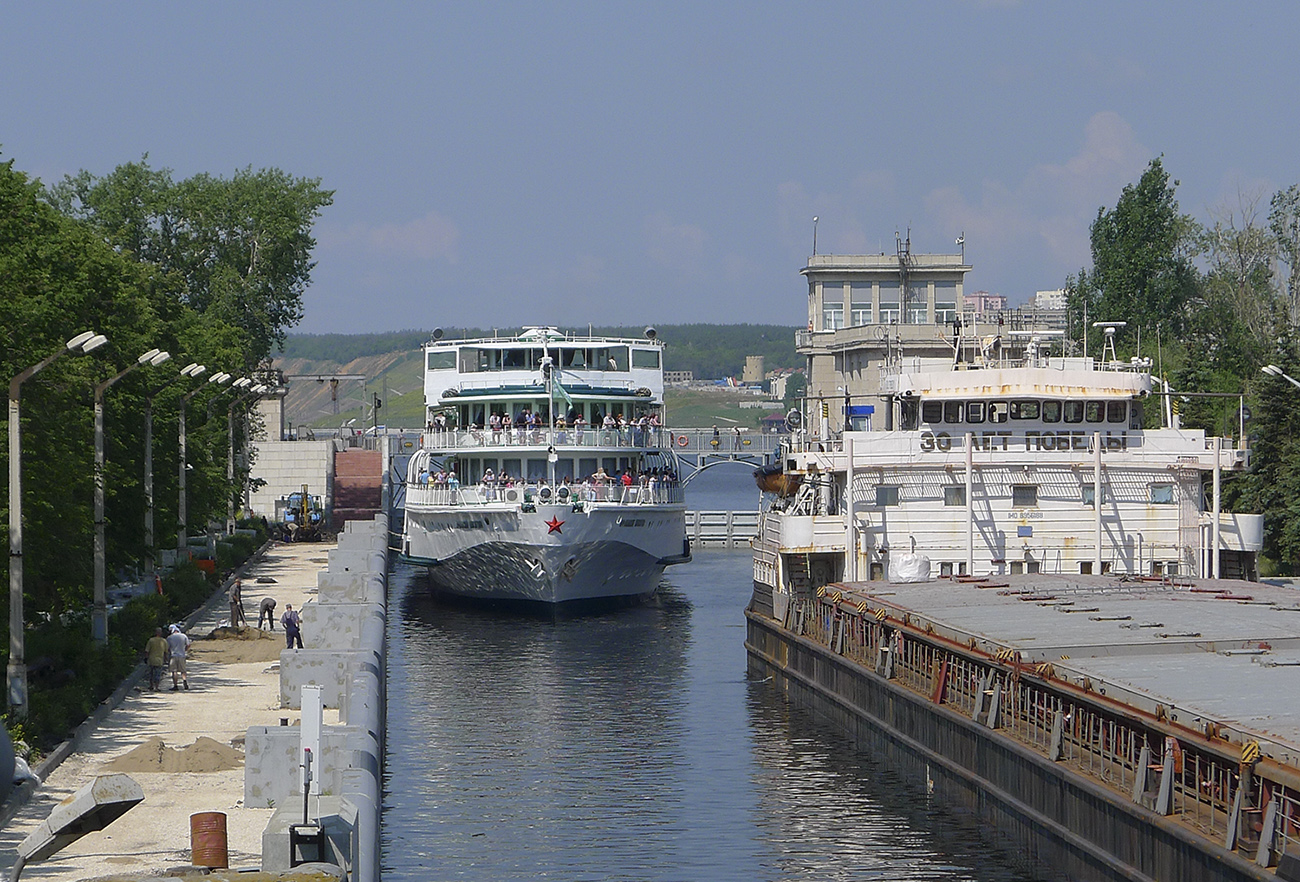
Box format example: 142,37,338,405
401,502,690,605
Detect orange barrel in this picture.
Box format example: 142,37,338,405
190,811,229,868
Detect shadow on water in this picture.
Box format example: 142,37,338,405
382,555,1044,882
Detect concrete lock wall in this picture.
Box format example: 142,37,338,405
245,514,388,882
745,615,1273,882
248,440,335,519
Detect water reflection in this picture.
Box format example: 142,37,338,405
382,554,1040,881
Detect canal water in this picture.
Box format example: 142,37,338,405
381,467,1041,881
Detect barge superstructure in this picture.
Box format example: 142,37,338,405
400,326,690,606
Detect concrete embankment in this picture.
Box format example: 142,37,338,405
0,515,390,881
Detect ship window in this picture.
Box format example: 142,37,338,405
556,459,575,482
1081,483,1105,506
899,396,919,430
1063,401,1084,423
526,459,547,482
989,401,1009,424
1012,485,1038,507
502,348,527,369
632,349,660,369
943,401,963,423
944,486,966,506
1085,401,1106,423
875,486,900,506
502,458,522,481
427,350,457,370
1149,483,1175,504
1042,401,1061,423
966,401,985,423
1130,400,1143,429
1010,399,1040,420
1107,401,1127,423
922,401,943,423
562,349,587,368
940,562,953,577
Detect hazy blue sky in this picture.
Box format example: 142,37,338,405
4,2,1296,334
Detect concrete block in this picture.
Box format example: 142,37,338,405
302,602,385,651
280,649,378,709
317,570,384,605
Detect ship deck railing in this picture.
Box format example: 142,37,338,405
420,427,679,452
778,590,1300,862
406,481,685,508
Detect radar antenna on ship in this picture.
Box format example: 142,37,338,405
1092,321,1127,366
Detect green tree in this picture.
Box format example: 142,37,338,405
50,160,334,365
1271,185,1300,328
1067,157,1199,354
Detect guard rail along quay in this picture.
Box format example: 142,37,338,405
244,514,388,882
746,571,1300,882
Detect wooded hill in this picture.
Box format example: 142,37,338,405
274,324,801,430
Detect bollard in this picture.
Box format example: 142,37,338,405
190,811,229,868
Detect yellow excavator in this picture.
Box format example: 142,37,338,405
280,485,324,542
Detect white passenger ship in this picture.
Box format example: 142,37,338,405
400,326,691,606
753,324,1263,617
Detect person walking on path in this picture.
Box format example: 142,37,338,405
145,628,169,691
229,578,249,628
166,624,192,691
258,596,277,630
281,604,303,649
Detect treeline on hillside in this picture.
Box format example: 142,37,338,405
280,323,800,380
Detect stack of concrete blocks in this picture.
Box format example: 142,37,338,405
244,514,388,882
246,438,337,521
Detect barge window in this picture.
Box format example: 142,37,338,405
988,401,1009,424
943,401,963,423
1042,401,1061,423
1085,401,1106,423
1107,401,1127,423
965,401,985,423
1149,483,1175,504
631,349,660,369
1063,401,1084,423
944,486,965,506
921,401,943,424
1012,485,1038,507
427,350,457,370
1010,399,1040,420
875,486,900,506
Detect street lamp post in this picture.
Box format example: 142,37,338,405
93,349,170,644
8,331,108,716
1262,364,1300,390
178,372,231,554
143,363,206,575
226,379,253,534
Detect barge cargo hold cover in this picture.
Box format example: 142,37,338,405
746,572,1300,882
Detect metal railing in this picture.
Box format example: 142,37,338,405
783,592,1298,863
406,481,685,507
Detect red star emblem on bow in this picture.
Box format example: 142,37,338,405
545,516,565,534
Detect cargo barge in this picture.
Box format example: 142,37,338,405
746,573,1300,881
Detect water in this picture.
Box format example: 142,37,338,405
382,493,1044,880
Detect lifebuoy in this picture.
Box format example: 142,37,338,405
677,435,689,447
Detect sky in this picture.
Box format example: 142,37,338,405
3,2,1297,335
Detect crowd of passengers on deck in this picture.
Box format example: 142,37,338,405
413,464,681,504
424,408,666,447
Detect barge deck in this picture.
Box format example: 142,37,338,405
746,573,1300,882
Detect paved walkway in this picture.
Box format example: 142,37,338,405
0,542,335,880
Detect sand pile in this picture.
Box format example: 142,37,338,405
192,628,286,664
102,736,243,773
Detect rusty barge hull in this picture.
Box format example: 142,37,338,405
746,574,1300,882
